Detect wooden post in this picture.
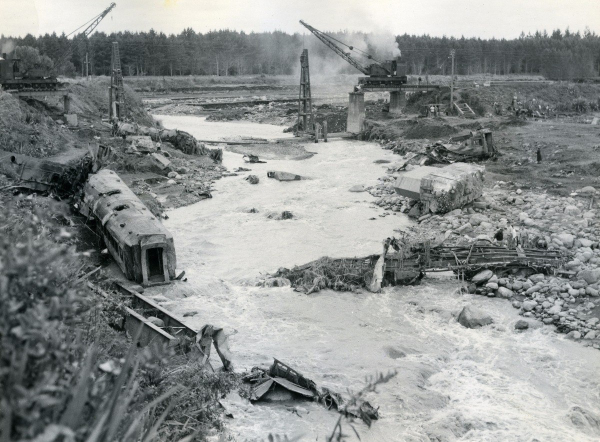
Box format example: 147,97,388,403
323,120,328,142
450,49,455,114
63,94,70,114
108,87,113,120
314,122,320,143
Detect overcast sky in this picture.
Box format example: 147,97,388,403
2,0,600,39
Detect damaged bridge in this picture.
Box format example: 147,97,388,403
277,239,567,293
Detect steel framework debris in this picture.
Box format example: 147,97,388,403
277,239,567,292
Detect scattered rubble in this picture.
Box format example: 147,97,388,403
117,121,222,160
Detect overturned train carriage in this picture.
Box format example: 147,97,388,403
80,169,176,286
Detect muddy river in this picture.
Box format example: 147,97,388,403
153,115,600,442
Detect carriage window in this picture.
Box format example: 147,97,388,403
146,248,165,282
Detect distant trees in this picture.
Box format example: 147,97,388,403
1,27,599,80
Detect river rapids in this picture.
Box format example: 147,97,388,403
151,115,600,442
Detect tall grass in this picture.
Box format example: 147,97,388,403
0,197,237,441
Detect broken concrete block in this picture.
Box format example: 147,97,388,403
64,114,78,127
150,153,171,171
394,163,485,216
127,135,156,152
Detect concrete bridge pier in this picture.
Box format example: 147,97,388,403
389,91,406,115
346,92,365,133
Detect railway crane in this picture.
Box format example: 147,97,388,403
0,3,117,90
299,20,407,89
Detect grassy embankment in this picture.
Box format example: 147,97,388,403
0,78,237,441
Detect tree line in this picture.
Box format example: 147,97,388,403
1,27,599,80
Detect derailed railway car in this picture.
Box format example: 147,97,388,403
80,169,176,286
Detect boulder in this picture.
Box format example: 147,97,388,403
584,331,597,340
246,175,260,184
486,282,499,290
557,233,575,248
349,185,366,192
577,269,600,284
514,320,529,330
65,113,78,127
470,213,488,226
471,269,494,285
458,223,473,234
564,205,581,216
586,287,599,297
566,331,581,340
497,287,514,298
529,274,546,283
522,300,537,311
457,305,493,329
548,305,562,315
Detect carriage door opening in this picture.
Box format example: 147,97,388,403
146,247,165,282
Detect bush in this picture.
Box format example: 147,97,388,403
0,197,238,441
0,198,93,440
15,46,55,77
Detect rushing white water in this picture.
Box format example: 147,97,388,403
151,115,600,442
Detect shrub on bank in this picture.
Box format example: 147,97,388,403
0,198,237,441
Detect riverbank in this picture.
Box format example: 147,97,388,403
0,81,235,441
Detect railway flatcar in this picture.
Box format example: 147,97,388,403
80,169,176,286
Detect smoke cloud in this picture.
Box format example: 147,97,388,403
1,40,15,55
297,29,401,79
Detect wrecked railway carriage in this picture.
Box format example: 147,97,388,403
80,169,176,286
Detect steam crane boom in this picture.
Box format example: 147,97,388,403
299,19,407,89
83,2,117,37
299,20,370,75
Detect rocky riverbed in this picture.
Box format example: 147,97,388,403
364,149,600,348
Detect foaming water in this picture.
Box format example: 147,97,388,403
151,116,600,442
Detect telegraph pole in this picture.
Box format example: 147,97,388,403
450,49,455,114
85,53,89,79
